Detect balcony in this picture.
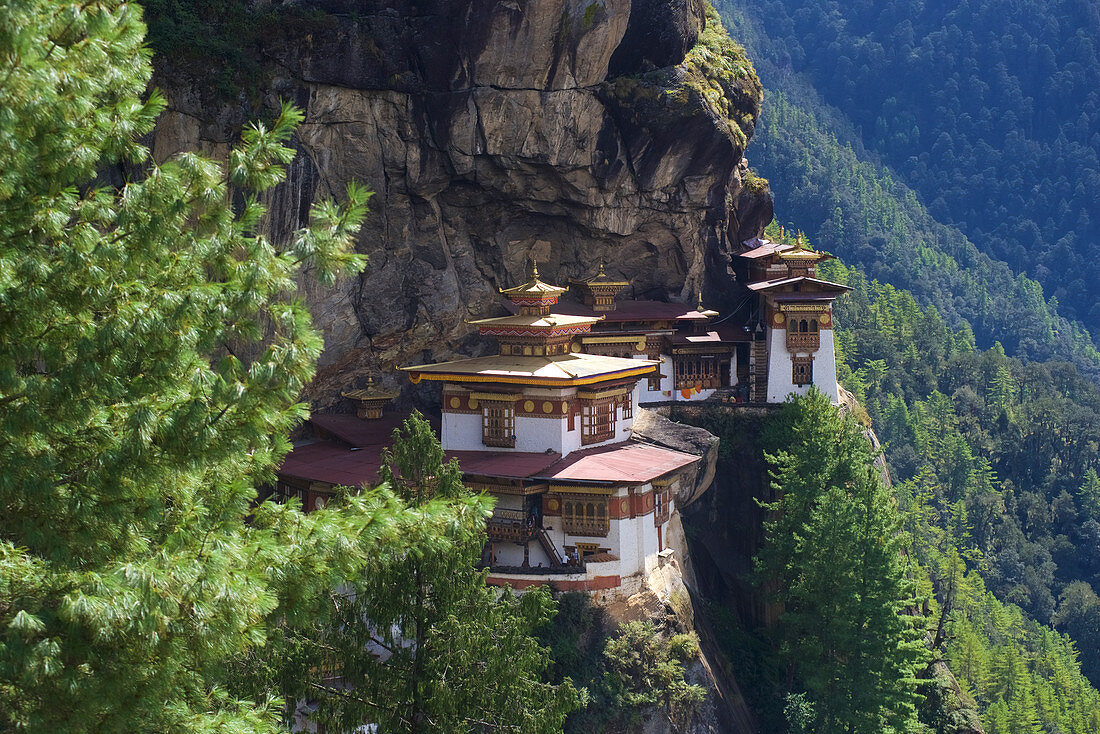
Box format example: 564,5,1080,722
673,375,722,390
482,432,516,448
786,332,820,351
487,509,532,542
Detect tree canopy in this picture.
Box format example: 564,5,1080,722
756,390,928,734
273,414,580,734
0,2,573,732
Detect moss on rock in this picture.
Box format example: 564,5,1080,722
602,2,762,153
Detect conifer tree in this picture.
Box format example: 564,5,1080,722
281,414,580,733
1076,469,1100,520
757,389,928,734
1,5,579,733
0,1,427,731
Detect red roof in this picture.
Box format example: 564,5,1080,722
280,441,386,486
747,276,851,292
310,412,411,449
280,416,698,488
279,441,564,487
714,323,752,342
669,330,726,345
739,241,793,259
446,450,561,479
538,441,698,484
770,292,843,303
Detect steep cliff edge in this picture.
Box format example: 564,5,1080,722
148,0,772,410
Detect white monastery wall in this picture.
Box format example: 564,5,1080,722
441,386,640,454
765,327,840,404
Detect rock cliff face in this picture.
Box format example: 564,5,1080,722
151,0,771,409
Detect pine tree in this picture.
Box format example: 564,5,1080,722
0,1,399,730
280,414,580,733
757,389,928,734
1076,469,1100,520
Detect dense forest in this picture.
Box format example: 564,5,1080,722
683,226,1100,733
723,0,1100,332
716,1,1100,375
816,232,1100,732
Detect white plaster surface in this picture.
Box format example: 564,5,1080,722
440,386,640,455
765,327,839,403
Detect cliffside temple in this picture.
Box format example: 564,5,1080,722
274,253,846,593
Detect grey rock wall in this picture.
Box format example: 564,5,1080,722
152,0,772,411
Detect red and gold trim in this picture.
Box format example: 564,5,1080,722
478,324,592,338
443,392,573,418
407,363,656,387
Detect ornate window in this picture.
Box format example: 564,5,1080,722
792,356,813,386
561,495,610,537
620,393,633,420
785,314,821,350
581,398,616,445
673,354,721,389
654,485,672,526
482,401,516,447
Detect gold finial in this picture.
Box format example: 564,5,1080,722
796,231,803,248
597,261,606,277
531,259,539,279
697,291,704,311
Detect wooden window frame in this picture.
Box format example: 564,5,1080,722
647,371,663,391
792,355,813,386
560,495,610,537
673,354,721,390
580,398,616,445
481,401,516,448
654,486,672,526
274,479,308,506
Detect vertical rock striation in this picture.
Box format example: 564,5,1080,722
152,0,771,409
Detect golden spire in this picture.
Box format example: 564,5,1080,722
531,259,539,279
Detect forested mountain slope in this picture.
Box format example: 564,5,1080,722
719,0,1100,333
815,237,1100,732
715,1,1100,375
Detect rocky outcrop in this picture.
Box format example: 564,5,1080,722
631,407,718,507
151,0,771,411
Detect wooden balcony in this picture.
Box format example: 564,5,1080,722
487,509,532,543
482,433,516,448
786,332,820,351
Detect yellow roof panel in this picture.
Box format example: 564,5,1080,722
401,353,658,386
